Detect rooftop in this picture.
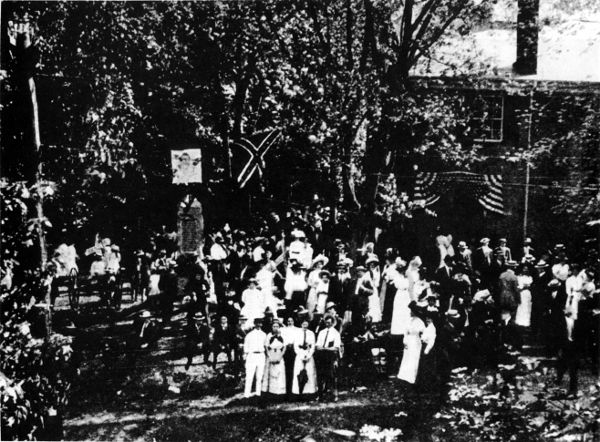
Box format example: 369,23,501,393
411,0,600,83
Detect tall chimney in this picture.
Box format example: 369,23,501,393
513,0,539,75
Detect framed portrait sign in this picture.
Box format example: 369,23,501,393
171,149,202,184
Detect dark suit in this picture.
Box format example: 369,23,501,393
329,274,354,312
556,314,581,393
472,247,492,287
497,269,519,313
435,265,454,312
456,250,473,275
531,270,552,336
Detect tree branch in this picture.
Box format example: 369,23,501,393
409,0,468,66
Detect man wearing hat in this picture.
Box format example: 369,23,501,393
315,314,342,401
288,230,313,270
243,316,267,398
185,311,211,370
496,238,512,262
212,315,236,370
497,260,520,317
455,241,473,275
531,259,552,338
210,232,229,261
349,266,372,336
328,259,353,313
435,255,454,313
128,310,161,368
521,237,535,263
158,259,179,325
473,237,493,289
233,314,248,379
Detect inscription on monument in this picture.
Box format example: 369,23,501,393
177,197,204,254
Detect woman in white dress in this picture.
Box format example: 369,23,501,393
390,259,410,337
241,278,264,329
281,316,301,396
406,256,423,301
398,301,433,384
292,318,317,397
256,264,279,316
315,270,332,315
262,320,287,396
307,256,328,319
515,264,533,327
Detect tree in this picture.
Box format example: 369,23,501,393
1,0,495,250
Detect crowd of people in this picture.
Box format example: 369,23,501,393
11,205,596,403
118,206,599,402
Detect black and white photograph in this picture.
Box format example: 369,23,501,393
1,0,599,441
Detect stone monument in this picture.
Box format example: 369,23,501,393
177,196,204,254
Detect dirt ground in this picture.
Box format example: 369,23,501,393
61,302,444,441
60,298,596,442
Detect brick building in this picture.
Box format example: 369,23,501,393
408,0,600,251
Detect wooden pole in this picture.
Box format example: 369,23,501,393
14,20,50,335
523,88,534,242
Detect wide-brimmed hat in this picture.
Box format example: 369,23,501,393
248,277,258,285
535,259,549,268
193,311,205,320
524,237,532,244
446,309,460,319
365,255,380,266
506,260,518,267
458,241,467,249
312,254,329,268
291,261,305,270
140,310,152,318
319,269,331,278
323,313,336,323
395,257,407,268
292,229,306,239
480,237,490,245
253,316,264,323
408,300,425,318
499,238,507,243
325,301,336,311
473,289,491,302
355,265,367,273
296,307,309,316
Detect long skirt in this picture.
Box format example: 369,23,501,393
148,274,161,296
397,335,422,384
306,288,318,318
284,346,296,394
292,356,317,395
515,289,532,327
368,292,382,323
262,359,287,395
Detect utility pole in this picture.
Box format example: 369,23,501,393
8,18,51,335
523,88,534,242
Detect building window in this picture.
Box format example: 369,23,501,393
470,95,504,142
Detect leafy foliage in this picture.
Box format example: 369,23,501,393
0,280,73,440
435,363,600,441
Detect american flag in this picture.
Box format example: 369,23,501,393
414,171,506,215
